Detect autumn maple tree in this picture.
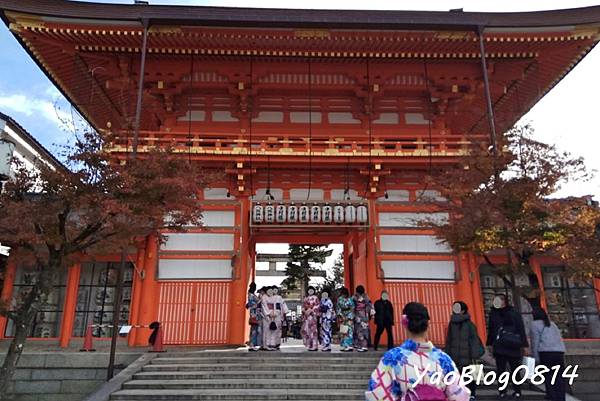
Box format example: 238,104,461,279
0,129,207,396
426,123,600,310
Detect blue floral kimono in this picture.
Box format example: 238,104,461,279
336,295,355,349
319,297,335,351
365,339,471,401
246,292,262,348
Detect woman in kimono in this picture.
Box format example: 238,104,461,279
319,289,335,352
365,302,471,401
262,286,288,350
301,286,321,351
336,287,355,352
245,282,261,351
353,285,373,352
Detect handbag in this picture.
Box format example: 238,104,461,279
248,316,258,325
339,324,349,334
269,321,277,331
495,326,522,348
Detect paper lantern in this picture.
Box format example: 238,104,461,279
333,205,345,224
265,204,275,223
345,204,357,223
310,205,321,223
287,204,298,223
276,204,286,223
322,205,333,224
357,204,368,224
299,205,310,223
252,204,264,223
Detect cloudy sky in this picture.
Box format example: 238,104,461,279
0,0,598,201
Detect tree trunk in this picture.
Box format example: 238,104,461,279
0,313,32,400
0,263,59,400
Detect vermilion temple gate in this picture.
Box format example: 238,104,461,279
1,1,600,346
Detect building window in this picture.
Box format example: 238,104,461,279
4,266,66,338
73,262,133,337
479,265,533,331
542,266,600,339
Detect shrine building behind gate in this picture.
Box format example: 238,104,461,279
1,0,600,347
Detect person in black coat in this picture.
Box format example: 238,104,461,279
486,294,529,400
445,301,484,400
373,290,394,350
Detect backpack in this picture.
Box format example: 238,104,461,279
402,384,447,401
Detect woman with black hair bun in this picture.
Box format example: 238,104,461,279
365,302,471,401
353,284,373,352
445,301,484,401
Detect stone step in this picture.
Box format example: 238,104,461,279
110,389,366,400
122,379,366,390
151,356,381,364
110,389,547,401
143,363,374,372
134,370,369,380
154,351,385,359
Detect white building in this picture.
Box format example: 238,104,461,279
0,111,63,181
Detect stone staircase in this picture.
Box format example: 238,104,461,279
109,351,547,400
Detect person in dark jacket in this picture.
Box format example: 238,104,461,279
445,301,484,401
373,290,394,350
486,294,529,400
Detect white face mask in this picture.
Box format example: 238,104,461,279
492,297,504,309
308,289,315,295
452,302,463,314
381,293,389,301
273,288,279,295
321,292,329,299
267,289,274,296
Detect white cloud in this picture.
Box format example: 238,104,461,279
0,92,70,126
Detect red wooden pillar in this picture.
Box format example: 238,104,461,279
455,252,475,313
365,197,383,300
135,233,159,346
0,260,17,338
59,263,81,348
365,198,384,345
530,257,547,310
469,254,487,342
228,196,250,345
128,242,146,346
343,236,352,290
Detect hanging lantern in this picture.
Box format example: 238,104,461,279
357,204,368,224
287,204,298,223
310,204,321,223
299,204,310,223
345,204,357,224
276,204,286,223
322,204,333,224
252,204,264,224
265,203,275,224
333,204,345,224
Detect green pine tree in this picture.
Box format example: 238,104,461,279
320,254,345,293
282,244,332,296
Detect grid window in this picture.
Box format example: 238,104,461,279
542,266,600,339
73,262,133,337
4,265,66,338
479,265,533,332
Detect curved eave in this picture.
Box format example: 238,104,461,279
1,0,600,31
